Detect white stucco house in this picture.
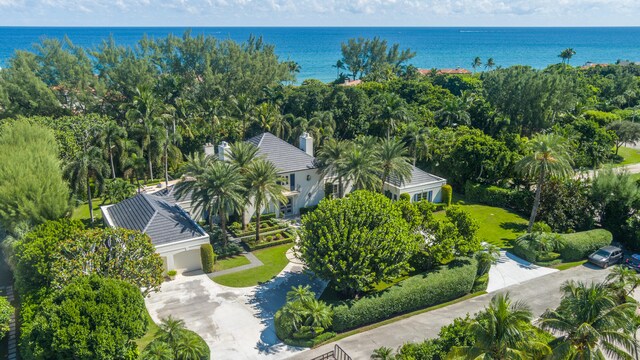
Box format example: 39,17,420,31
101,193,209,273
217,132,326,217
384,165,447,203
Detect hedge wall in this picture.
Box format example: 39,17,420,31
332,257,478,332
558,229,613,261
464,182,532,214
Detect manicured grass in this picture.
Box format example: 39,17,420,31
71,197,110,223
136,309,161,352
212,244,292,287
435,199,528,249
213,255,251,272
551,260,587,271
616,146,640,166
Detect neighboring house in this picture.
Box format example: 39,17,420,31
418,68,472,75
101,193,209,273
218,132,325,217
384,165,447,203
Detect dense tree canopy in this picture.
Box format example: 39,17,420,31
299,191,419,297
0,121,69,235
20,276,147,360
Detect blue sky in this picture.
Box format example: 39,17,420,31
0,0,638,27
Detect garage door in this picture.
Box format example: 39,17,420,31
173,249,202,272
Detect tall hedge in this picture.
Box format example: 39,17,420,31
464,182,532,214
200,244,215,273
332,257,478,332
558,229,613,261
442,185,453,206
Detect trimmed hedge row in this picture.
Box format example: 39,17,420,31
244,237,294,251
200,244,215,273
512,242,538,263
472,273,489,293
283,332,336,348
464,182,532,214
558,229,613,261
332,257,478,332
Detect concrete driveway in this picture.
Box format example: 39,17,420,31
487,251,558,292
145,261,326,359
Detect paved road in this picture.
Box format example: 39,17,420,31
289,264,612,360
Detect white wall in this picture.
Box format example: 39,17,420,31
383,180,447,203
156,235,210,273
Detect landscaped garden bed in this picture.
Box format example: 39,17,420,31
241,229,296,251
228,218,287,238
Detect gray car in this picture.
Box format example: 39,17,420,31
588,245,623,268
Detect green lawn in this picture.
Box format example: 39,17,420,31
71,197,110,223
136,309,161,352
436,198,528,249
213,255,251,272
616,146,640,166
212,244,292,287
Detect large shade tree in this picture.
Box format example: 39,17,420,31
516,133,573,232
299,190,418,298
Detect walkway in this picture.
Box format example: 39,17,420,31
209,252,263,278
487,251,558,292
289,263,611,360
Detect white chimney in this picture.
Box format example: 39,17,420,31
299,132,313,157
218,141,231,161
203,143,215,157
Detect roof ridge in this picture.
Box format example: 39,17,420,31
142,211,158,233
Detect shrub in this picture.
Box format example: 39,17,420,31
229,222,242,232
472,273,489,293
537,251,561,263
464,182,532,214
266,236,273,242
274,309,295,340
275,233,283,240
441,184,453,206
400,193,411,201
558,229,613,261
200,244,215,273
331,257,477,332
512,240,538,263
166,270,177,277
299,205,318,216
283,331,336,347
212,241,243,259
251,212,276,222
324,182,334,199
243,237,294,251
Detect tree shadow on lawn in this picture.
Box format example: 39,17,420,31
500,222,528,232
247,266,327,355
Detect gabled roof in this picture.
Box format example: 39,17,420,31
389,165,446,188
247,132,315,173
102,193,207,247
153,185,193,205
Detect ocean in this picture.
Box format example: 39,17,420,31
0,27,639,82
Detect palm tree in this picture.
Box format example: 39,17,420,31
539,281,638,360
402,123,430,166
141,341,173,360
558,48,576,64
160,128,182,187
174,331,208,360
476,243,501,275
379,138,413,193
333,60,345,79
372,93,409,139
485,58,496,70
472,57,482,72
516,134,573,232
176,161,244,245
181,152,215,179
157,316,187,348
304,299,333,332
126,87,171,181
246,159,286,243
436,97,471,127
232,94,257,139
101,121,127,179
341,142,381,192
286,285,315,303
371,347,395,360
606,265,640,301
449,293,550,359
229,141,260,230
64,145,108,223
315,138,349,198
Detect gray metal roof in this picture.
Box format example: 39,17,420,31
246,132,315,173
103,193,207,246
389,165,446,188
153,185,193,205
